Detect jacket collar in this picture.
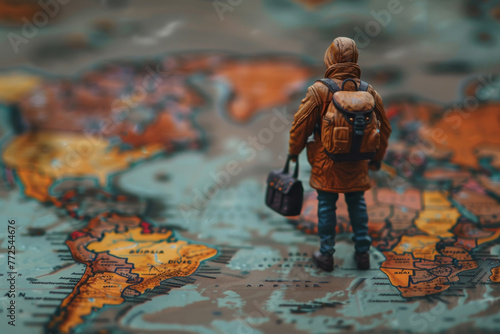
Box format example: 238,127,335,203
324,62,361,79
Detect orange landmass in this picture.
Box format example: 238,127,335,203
415,208,459,238
422,190,451,209
491,267,500,283
381,245,478,297
214,59,313,122
388,98,500,168
454,221,500,250
391,235,441,261
15,169,54,202
18,63,203,149
0,72,41,103
382,252,418,270
0,1,41,23
380,268,414,288
50,270,129,334
48,213,217,333
379,190,483,297
415,191,459,238
420,103,500,168
2,131,162,202
120,112,200,149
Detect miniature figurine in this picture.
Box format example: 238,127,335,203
288,37,391,271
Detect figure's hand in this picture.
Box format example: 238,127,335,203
368,160,381,171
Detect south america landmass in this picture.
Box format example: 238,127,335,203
47,213,217,333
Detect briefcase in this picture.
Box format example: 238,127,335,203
265,155,304,216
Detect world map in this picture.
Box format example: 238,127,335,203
1,1,500,333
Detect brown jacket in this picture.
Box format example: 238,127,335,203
289,38,391,193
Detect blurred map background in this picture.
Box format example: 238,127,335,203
0,0,500,333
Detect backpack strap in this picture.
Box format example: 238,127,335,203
358,80,369,91
319,78,368,92
314,79,341,137
316,78,341,93
341,78,358,91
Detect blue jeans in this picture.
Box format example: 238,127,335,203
317,190,371,255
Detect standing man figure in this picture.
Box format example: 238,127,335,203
288,37,391,271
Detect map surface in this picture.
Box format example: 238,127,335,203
1,1,500,333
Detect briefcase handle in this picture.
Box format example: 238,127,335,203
283,154,299,179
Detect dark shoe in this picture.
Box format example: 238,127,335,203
355,252,370,270
312,251,334,272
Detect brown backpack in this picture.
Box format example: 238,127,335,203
317,78,380,162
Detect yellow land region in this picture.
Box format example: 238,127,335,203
423,191,451,208
476,227,500,246
380,268,414,287
52,226,217,333
491,267,500,283
87,227,217,294
0,72,41,103
415,191,459,237
381,191,479,297
2,132,162,202
391,235,441,261
54,272,128,334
